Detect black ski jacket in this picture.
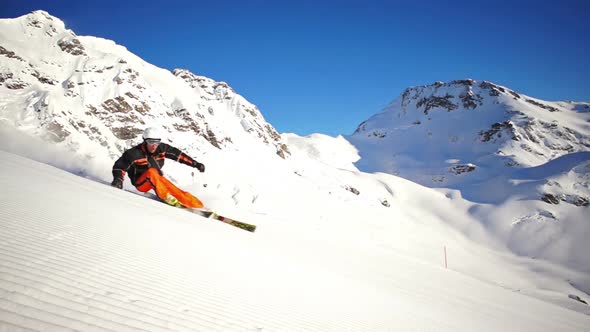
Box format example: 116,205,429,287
112,142,198,185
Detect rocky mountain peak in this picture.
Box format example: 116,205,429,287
0,11,289,164
20,10,68,38
396,79,526,115
172,68,236,102
347,79,590,222
171,68,290,158
349,78,590,188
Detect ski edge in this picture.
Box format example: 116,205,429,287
192,209,257,233
212,213,257,232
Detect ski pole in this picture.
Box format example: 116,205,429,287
199,169,207,187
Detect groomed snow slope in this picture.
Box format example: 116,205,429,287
1,151,589,331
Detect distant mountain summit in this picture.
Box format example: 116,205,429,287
0,10,289,161
347,79,590,211
349,79,589,183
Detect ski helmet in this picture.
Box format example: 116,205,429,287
142,127,162,141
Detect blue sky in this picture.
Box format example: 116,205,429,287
2,0,589,136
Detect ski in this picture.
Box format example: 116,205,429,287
191,209,257,233
210,212,257,232
120,188,257,232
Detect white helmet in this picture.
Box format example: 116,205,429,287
142,127,162,140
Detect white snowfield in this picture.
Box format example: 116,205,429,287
1,150,589,331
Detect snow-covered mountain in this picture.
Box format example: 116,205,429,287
347,79,590,208
346,79,590,275
349,79,590,186
0,10,289,165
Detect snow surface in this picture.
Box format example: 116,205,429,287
1,133,590,330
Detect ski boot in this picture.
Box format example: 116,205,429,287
164,194,183,207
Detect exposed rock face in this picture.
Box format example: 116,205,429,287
344,185,360,195
541,193,560,204
172,69,290,158
0,46,25,62
480,121,518,142
58,37,86,56
525,98,559,112
541,193,589,207
449,164,476,175
416,94,457,114
31,70,58,85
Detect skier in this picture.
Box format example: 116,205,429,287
110,127,206,208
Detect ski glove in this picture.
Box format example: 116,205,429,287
193,161,205,173
111,178,123,189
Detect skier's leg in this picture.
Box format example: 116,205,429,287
158,176,204,208
135,168,171,201
135,168,204,208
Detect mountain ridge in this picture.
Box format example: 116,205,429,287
0,10,289,164
349,78,590,183
344,78,590,274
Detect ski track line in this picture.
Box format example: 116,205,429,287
0,292,145,332
0,174,393,331
3,214,374,330
0,299,118,332
0,265,286,332
0,244,302,328
0,320,38,332
0,211,372,330
0,240,298,330
0,213,269,306
0,248,342,331
0,228,306,331
0,309,79,332
3,201,380,330
0,271,214,332
0,222,235,304
0,241,288,332
0,320,37,332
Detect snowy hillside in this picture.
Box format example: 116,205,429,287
2,150,590,331
0,10,289,168
283,133,360,171
346,79,590,274
349,79,590,184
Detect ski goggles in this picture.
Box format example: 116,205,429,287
144,139,161,145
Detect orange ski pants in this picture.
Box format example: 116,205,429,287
135,168,204,208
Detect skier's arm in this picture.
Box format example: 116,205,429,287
112,151,133,182
161,143,203,169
